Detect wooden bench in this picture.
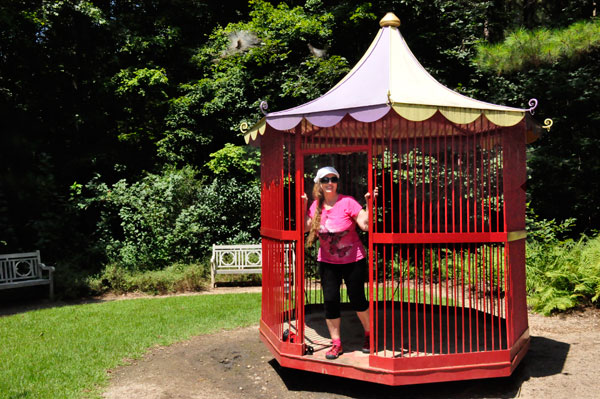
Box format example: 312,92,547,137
0,251,55,300
210,244,296,288
211,244,263,287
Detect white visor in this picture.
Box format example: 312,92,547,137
314,166,340,183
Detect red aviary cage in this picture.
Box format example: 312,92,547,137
245,12,541,385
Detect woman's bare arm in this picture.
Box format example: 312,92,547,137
355,187,378,231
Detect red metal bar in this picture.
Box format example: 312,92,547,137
438,244,443,353
382,129,387,234
400,244,405,355
372,232,508,244
475,242,480,351
496,130,501,232
460,244,465,353
429,120,433,234
368,123,377,355
459,131,463,234
300,145,369,155
422,243,426,354
480,131,485,234
398,121,404,234
421,120,426,234
472,128,477,233
444,244,450,353
261,228,297,241
453,244,457,353
413,121,418,234
375,244,380,354
376,129,383,349
294,127,305,343
407,244,412,355
429,244,434,354
391,244,395,356
383,128,389,356
483,243,488,351
406,119,410,234
436,122,441,234
287,136,291,230
487,132,492,233
468,243,473,352
497,244,502,349
383,244,388,357
490,243,495,350
390,121,395,234
415,244,420,356
444,123,448,234
367,124,379,354
451,129,456,233
466,132,471,233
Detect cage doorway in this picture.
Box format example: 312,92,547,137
301,151,370,358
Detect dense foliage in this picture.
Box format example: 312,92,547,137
475,11,600,234
1,1,599,308
527,207,600,314
74,166,259,270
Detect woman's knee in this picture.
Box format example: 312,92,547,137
324,300,341,319
348,290,368,312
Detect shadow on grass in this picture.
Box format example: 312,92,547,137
269,335,569,399
0,284,219,317
213,274,262,288
0,285,109,317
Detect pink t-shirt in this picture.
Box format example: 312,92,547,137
308,194,366,264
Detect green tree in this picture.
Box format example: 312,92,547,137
0,1,250,261
161,0,351,162
475,14,600,233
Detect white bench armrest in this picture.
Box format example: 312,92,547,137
39,263,55,272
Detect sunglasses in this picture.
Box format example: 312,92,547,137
320,176,339,184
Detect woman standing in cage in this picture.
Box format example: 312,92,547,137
302,166,377,360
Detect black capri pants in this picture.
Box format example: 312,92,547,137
319,259,369,319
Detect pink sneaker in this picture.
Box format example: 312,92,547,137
362,335,370,354
326,343,343,359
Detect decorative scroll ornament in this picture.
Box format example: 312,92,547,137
239,121,249,133
260,100,269,115
528,98,538,115
542,118,553,131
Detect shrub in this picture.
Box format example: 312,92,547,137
527,235,600,315
75,166,260,271
87,263,208,295
526,206,600,314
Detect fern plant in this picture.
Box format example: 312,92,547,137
526,235,600,315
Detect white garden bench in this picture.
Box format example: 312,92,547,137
211,244,262,287
0,251,55,300
210,244,295,287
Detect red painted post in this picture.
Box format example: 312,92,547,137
503,122,528,346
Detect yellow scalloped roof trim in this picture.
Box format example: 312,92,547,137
391,103,437,121
244,106,526,143
243,118,266,144
392,103,524,126
484,109,525,126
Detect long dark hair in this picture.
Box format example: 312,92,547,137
306,182,325,248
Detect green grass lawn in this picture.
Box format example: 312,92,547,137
305,286,454,306
0,293,261,399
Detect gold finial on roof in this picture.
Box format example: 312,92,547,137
380,12,401,28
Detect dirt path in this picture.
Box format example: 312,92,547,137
103,304,600,399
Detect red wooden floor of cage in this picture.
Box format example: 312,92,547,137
259,304,530,386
